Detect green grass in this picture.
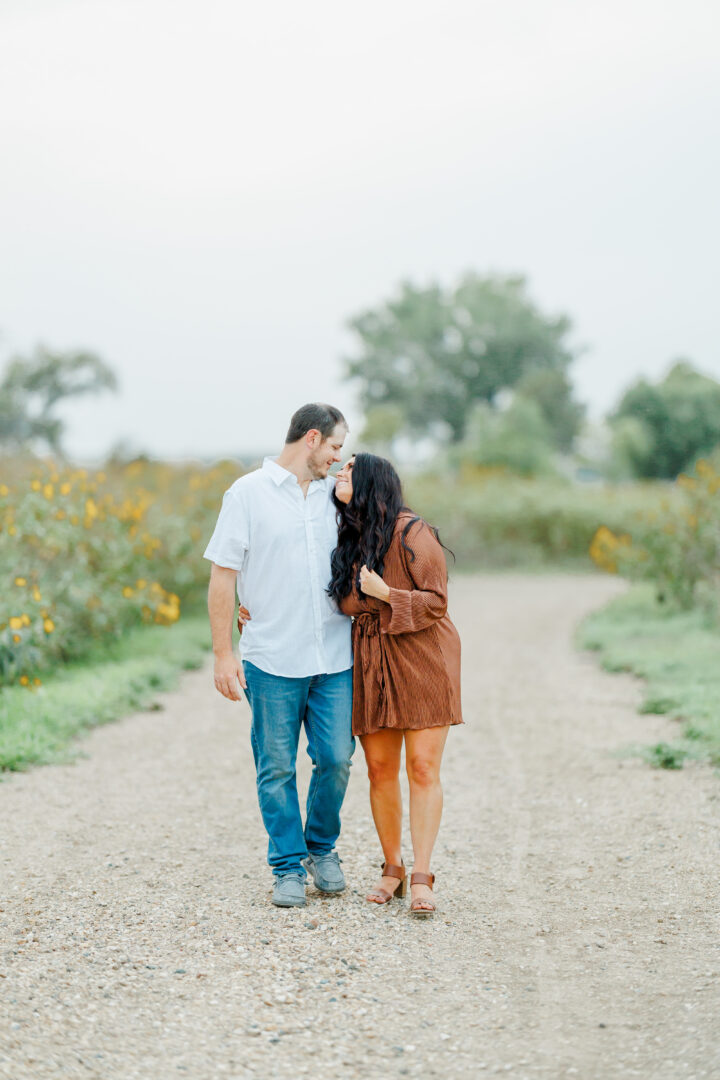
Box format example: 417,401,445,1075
578,584,720,768
0,607,213,774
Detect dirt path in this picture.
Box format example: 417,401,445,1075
1,575,718,1079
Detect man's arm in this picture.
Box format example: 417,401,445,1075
208,563,246,699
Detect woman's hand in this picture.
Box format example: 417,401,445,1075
359,565,391,601
237,604,251,635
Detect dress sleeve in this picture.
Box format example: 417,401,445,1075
379,520,448,635
202,487,249,571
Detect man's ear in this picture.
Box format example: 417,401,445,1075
306,428,322,449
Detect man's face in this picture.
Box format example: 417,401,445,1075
308,423,347,480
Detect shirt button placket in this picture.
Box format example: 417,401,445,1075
305,489,325,672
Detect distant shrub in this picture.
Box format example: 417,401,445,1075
589,459,720,609
404,469,668,569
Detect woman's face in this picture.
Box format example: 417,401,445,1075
334,457,354,504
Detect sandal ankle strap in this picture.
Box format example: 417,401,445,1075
410,871,435,888
381,861,405,880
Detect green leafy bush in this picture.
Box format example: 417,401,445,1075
590,459,720,609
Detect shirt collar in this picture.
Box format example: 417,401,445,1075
262,457,294,486
262,456,325,490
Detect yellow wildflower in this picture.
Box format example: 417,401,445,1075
589,525,631,574
13,634,21,643
122,586,134,598
43,484,54,499
0,484,9,496
156,602,180,623
20,613,31,627
31,480,41,491
14,577,27,587
32,588,41,602
20,675,29,686
34,678,42,686
60,482,71,495
9,616,23,630
43,618,55,634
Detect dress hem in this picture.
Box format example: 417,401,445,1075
352,716,464,737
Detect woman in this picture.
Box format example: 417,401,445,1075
328,452,462,917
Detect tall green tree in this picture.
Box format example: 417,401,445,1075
611,361,720,478
0,347,118,456
514,367,585,453
346,273,582,446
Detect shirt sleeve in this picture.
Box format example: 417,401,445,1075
379,520,448,635
203,487,249,571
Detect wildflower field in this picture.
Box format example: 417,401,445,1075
0,455,245,691
2,451,718,772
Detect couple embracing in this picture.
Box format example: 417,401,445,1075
204,403,462,918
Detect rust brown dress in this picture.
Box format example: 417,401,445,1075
339,512,463,737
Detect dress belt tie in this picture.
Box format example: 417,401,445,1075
354,612,388,729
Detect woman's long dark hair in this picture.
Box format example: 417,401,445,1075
328,452,452,604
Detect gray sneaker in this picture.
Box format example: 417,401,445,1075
304,852,345,894
272,873,306,908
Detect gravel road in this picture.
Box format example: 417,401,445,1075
1,574,719,1079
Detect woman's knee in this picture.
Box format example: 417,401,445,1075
366,756,401,786
406,754,441,788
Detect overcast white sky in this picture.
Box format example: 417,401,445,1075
1,0,718,462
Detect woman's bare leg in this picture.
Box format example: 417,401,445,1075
405,725,450,910
360,729,404,899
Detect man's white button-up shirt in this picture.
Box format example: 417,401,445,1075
203,457,352,678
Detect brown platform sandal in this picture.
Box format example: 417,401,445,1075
366,861,407,905
409,871,436,918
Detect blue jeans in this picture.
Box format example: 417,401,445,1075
243,662,354,878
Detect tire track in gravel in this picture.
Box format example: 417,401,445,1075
1,575,719,1080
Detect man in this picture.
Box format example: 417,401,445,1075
204,403,354,908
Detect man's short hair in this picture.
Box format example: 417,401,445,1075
285,403,347,444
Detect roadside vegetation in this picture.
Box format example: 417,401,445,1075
0,455,243,773
1,454,243,689
0,609,212,773
406,469,670,569
579,585,720,769
585,457,720,768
